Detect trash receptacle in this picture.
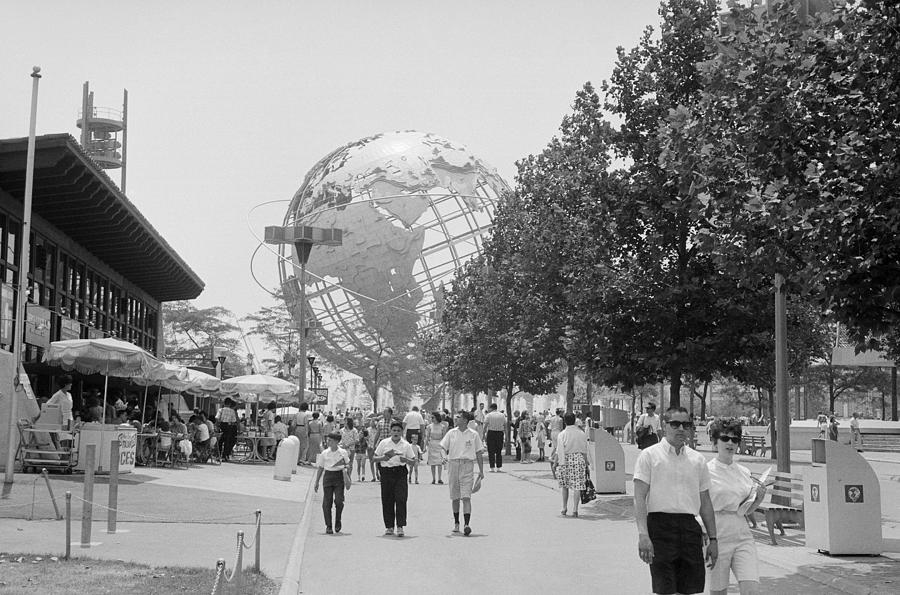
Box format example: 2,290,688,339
274,435,299,482
590,427,625,494
804,438,882,555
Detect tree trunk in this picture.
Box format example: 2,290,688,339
505,381,514,455
768,388,777,461
697,381,709,420
566,359,576,413
688,377,695,418
630,389,637,444
828,368,836,414
669,368,682,408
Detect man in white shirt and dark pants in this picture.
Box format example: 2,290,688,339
482,403,506,472
402,406,425,445
374,421,417,537
313,432,351,534
441,410,485,536
634,406,718,595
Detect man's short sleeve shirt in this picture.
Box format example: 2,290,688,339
633,438,710,515
440,427,484,460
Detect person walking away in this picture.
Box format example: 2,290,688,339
636,402,661,450
217,397,239,462
441,410,485,536
307,412,324,463
425,411,448,484
483,404,506,473
366,418,380,481
314,432,351,534
518,411,534,464
534,414,548,462
548,408,565,478
850,412,863,448
554,413,590,516
374,422,416,536
634,406,718,595
706,418,766,595
408,433,423,484
828,416,839,441
46,375,74,430
272,415,288,458
293,402,312,465
354,426,369,481
402,406,425,445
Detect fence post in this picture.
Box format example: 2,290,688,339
81,444,95,548
65,491,71,560
254,509,261,573
235,530,244,593
212,558,225,595
41,468,62,520
107,440,119,533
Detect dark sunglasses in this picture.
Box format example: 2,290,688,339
717,435,741,444
667,420,694,429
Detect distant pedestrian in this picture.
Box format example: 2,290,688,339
402,406,425,444
354,426,369,481
292,402,312,465
482,404,506,473
850,412,863,448
518,411,534,464
441,410,485,536
828,416,839,441
636,402,661,450
314,432,351,534
374,422,416,537
534,415,548,462
634,406,718,595
307,412,324,463
217,397,239,462
425,411,447,484
340,417,359,473
408,433,423,484
554,413,590,517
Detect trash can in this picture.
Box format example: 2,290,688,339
274,435,299,481
804,438,882,555
590,427,625,494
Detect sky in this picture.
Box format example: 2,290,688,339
0,0,662,359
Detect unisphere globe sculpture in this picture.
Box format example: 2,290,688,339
276,131,510,405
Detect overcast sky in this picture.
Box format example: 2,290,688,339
1,0,662,356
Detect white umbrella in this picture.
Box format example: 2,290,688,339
220,374,298,429
44,337,164,419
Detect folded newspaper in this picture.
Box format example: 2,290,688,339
737,466,772,516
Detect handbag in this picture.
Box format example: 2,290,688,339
581,474,597,504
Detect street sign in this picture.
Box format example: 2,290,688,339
311,387,328,405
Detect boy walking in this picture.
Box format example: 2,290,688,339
441,410,485,536
314,432,351,534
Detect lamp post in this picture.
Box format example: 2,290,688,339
217,355,227,380
266,224,341,415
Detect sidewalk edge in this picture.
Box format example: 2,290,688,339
278,470,316,595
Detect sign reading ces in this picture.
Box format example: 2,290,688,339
311,388,329,405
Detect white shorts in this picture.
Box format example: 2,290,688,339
708,514,759,590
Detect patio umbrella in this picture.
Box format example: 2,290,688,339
220,374,298,429
44,337,164,420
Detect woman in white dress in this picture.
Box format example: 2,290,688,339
425,411,447,484
707,418,768,595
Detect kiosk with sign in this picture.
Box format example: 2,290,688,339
589,426,625,493
804,438,882,555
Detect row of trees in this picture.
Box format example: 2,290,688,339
425,0,900,417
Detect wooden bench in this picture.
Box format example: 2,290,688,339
740,435,768,456
747,471,804,545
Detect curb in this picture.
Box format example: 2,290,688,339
278,468,316,595
757,550,877,595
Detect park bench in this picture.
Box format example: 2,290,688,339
740,435,768,457
747,471,804,545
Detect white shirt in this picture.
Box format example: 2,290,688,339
555,426,589,460
707,458,754,513
195,423,210,442
484,410,506,432
316,447,350,471
374,437,415,467
475,408,485,423
402,411,425,430
637,413,660,433
440,427,484,460
633,438,710,515
46,389,73,423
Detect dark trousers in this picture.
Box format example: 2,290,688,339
221,423,238,459
322,470,345,529
379,466,408,528
486,430,504,469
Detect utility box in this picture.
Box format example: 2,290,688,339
590,427,625,493
804,439,882,555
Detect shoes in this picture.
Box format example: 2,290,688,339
572,511,579,518
463,525,472,536
452,524,460,533
561,510,567,516
384,528,394,536
361,476,365,481
326,527,334,534
432,480,436,484
397,527,405,537
335,523,342,533
408,479,412,484
496,469,503,473
415,480,419,484
371,478,376,482
437,479,444,484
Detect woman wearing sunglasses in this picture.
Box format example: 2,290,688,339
706,418,768,595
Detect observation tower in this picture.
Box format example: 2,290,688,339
76,81,128,191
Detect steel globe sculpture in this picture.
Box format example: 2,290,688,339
276,130,510,404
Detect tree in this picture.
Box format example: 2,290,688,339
242,295,302,379
162,301,243,376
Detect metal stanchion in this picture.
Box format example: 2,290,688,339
65,491,71,560
40,468,62,520
81,444,95,548
235,531,244,593
108,440,119,533
254,509,261,573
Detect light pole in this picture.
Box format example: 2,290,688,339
265,224,341,414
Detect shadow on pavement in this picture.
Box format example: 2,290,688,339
758,573,837,594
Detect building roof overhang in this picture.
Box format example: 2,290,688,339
0,134,204,302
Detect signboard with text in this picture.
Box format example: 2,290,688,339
311,387,329,405
60,317,81,341
24,304,52,349
0,283,13,345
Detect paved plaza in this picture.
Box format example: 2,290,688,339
2,443,899,594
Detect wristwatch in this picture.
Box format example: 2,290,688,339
708,537,717,541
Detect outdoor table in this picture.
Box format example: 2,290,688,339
235,434,276,463
137,432,158,466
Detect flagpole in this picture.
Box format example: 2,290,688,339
4,67,41,483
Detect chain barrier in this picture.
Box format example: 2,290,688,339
240,511,262,549
211,559,225,595
67,494,255,524
0,497,53,510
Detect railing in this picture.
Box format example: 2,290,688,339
77,106,123,121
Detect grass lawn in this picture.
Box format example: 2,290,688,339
0,552,278,594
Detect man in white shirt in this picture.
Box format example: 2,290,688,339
474,402,486,432
314,432,351,534
402,406,425,445
634,407,718,595
293,402,313,465
45,375,74,429
636,402,662,449
441,410,485,536
482,403,507,472
374,421,417,537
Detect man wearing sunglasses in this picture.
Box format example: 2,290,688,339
633,406,718,595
